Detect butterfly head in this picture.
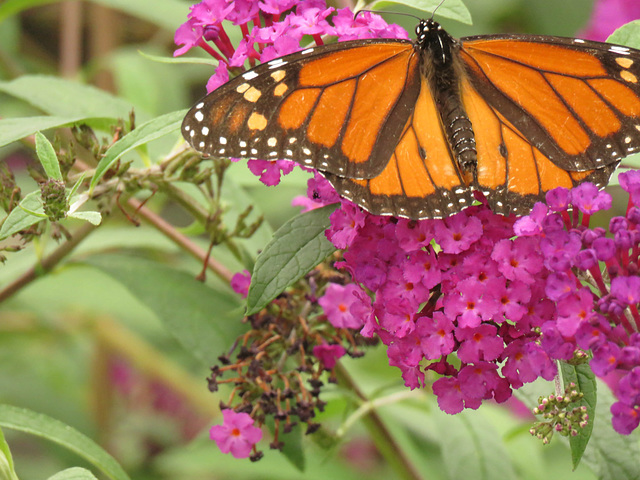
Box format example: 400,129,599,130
415,19,454,66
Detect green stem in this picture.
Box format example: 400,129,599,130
0,221,97,304
334,363,424,480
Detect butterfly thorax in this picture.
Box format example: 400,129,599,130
417,19,477,183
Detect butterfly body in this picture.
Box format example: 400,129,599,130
183,19,640,219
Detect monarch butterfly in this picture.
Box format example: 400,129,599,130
182,18,640,219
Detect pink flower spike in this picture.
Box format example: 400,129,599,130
210,409,262,458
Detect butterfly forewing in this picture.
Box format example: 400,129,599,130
182,39,420,180
460,35,640,172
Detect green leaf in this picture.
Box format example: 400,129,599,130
560,362,596,469
0,75,135,120
83,254,245,365
0,191,46,240
279,422,305,471
0,115,115,149
435,410,518,480
246,204,338,315
608,20,640,49
0,427,18,480
584,380,640,480
68,173,87,200
69,211,102,225
35,131,63,181
370,0,472,24
47,467,99,480
90,110,185,191
0,404,130,480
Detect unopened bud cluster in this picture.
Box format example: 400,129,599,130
41,179,68,221
530,382,589,444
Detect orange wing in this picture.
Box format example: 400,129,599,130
459,36,640,172
461,77,617,216
182,39,420,179
324,75,475,219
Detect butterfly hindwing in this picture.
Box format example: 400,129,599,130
325,76,475,219
460,35,640,172
182,39,421,180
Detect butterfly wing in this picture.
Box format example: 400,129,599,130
182,39,421,179
324,75,475,219
460,75,618,215
459,35,640,172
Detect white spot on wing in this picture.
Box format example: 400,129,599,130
194,111,204,122
268,58,287,69
219,137,227,145
267,137,277,147
243,71,259,80
610,46,630,55
196,102,204,109
301,48,314,54
201,126,209,135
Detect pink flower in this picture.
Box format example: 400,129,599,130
247,159,295,186
210,409,262,458
231,270,251,298
313,343,346,369
318,283,364,329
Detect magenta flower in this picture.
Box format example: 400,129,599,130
247,159,295,186
313,343,346,370
433,213,483,254
210,409,263,458
231,270,251,298
580,0,640,41
318,283,365,329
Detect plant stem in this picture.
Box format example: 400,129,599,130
0,221,97,304
334,363,424,480
127,197,233,284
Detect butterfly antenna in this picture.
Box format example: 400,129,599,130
430,0,447,20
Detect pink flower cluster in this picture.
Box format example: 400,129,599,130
317,173,640,433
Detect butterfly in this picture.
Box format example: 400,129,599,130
182,18,640,219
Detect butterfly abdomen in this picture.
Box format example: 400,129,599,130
419,19,477,180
